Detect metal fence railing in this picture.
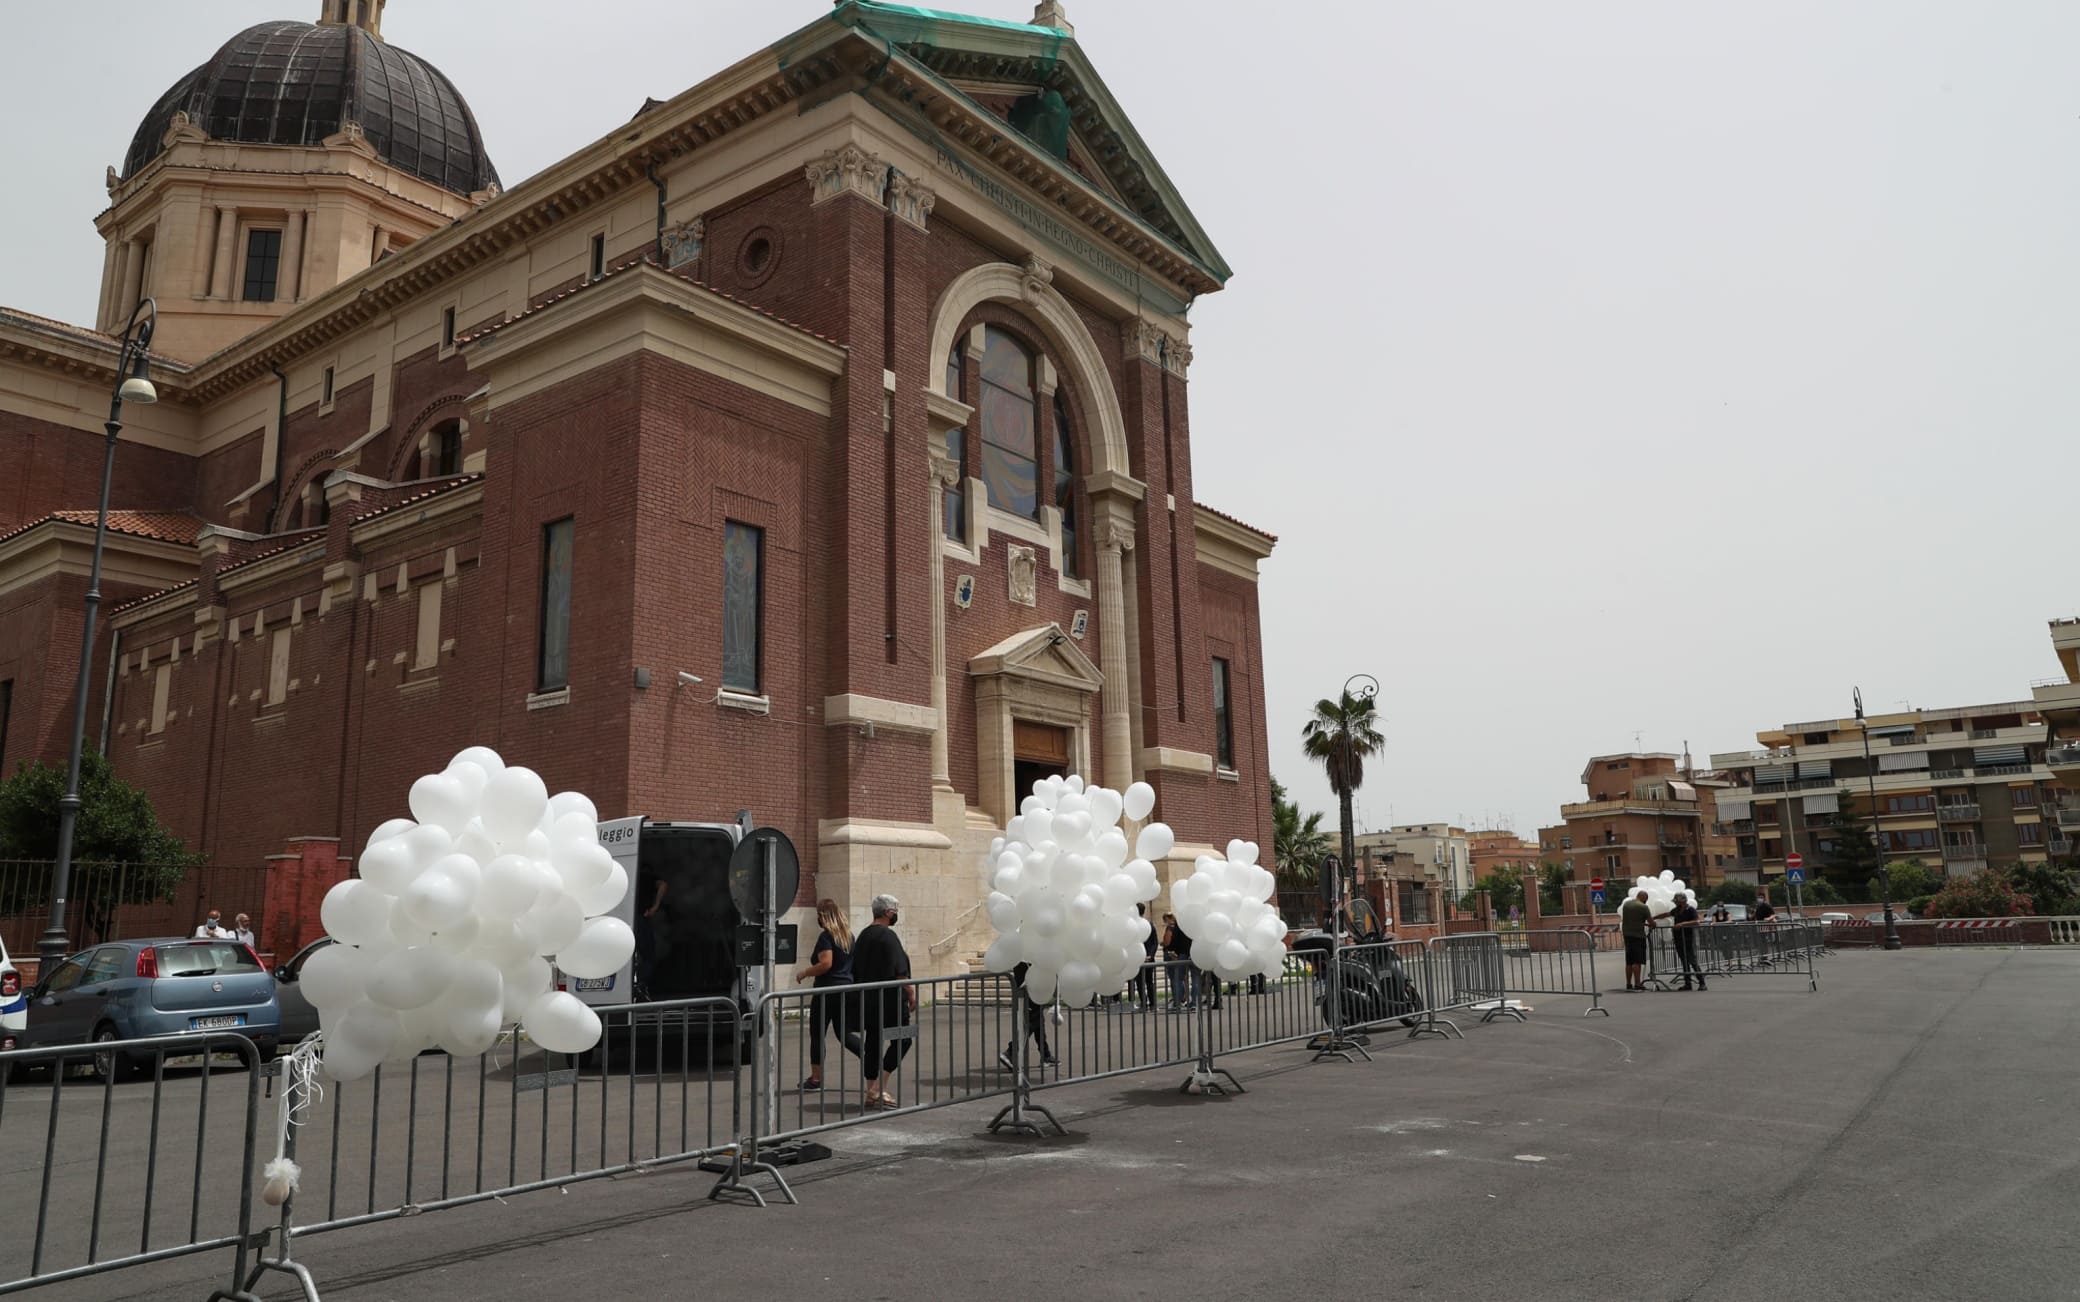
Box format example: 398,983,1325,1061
1497,928,1608,1016
0,861,272,960
0,1031,267,1298
1648,921,1823,991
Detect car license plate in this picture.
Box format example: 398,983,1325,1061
573,976,615,993
191,1014,245,1030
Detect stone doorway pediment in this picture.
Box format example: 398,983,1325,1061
968,623,1103,695
968,624,1101,823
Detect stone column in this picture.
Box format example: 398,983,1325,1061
927,449,960,792
190,208,217,297
210,205,238,299
1094,512,1136,789
117,240,145,316
279,210,305,302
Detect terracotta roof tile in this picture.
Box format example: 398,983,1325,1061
109,578,198,616
1193,501,1277,544
456,255,842,349
0,305,192,369
0,509,206,550
212,527,327,580
350,472,483,528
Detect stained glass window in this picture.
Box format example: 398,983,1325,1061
1053,389,1078,577
943,427,967,541
978,328,1038,519
537,518,573,692
722,521,764,693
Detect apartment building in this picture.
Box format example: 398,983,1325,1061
1538,753,1730,888
1468,829,1543,883
1710,701,2061,886
2030,618,2080,817
1343,827,1465,927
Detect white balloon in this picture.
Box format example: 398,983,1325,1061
300,942,371,1011
388,896,436,948
544,790,599,825
518,890,585,957
1087,787,1124,831
455,818,501,868
402,822,455,872
365,945,457,1011
365,818,416,851
444,760,490,806
403,869,472,931
1123,781,1156,822
451,746,506,777
357,836,418,894
481,766,549,843
984,933,1022,972
523,991,602,1055
1197,911,1235,946
558,916,636,979
576,861,629,918
321,879,395,947
322,1004,401,1081
479,854,543,919
985,892,1020,931
500,956,552,1021
1023,964,1058,1003
1095,829,1131,869
442,1005,503,1058
1136,823,1175,862
409,772,475,835
429,912,481,953
547,811,599,848
468,918,535,972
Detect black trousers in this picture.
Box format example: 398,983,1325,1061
807,985,858,1066
1674,935,1703,981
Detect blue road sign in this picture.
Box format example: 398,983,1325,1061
1786,867,1806,885
1590,890,1606,906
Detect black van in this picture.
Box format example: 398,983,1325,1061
610,820,758,1062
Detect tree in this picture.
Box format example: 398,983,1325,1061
1922,868,2031,919
1824,790,1882,897
1271,777,1331,886
1301,689,1385,875
1477,866,1526,918
1795,876,1843,906
0,750,199,945
1538,862,1569,915
1874,858,1941,905
1704,879,1757,907
2004,861,2078,917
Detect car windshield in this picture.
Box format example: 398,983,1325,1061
156,942,262,978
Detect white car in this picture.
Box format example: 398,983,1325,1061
1,936,23,1051
1820,912,1852,925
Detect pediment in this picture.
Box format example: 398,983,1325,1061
968,623,1103,693
832,4,1229,285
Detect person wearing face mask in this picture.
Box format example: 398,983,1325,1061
848,895,915,1111
194,909,230,940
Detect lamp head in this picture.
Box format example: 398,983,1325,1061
117,322,156,405
118,374,158,405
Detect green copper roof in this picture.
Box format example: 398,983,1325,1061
846,1,1070,38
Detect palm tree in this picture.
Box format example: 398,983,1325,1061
1301,689,1385,880
1272,777,1331,885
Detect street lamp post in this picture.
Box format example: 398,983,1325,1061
37,298,158,965
1854,687,1903,951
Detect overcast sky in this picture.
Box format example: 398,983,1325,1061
5,2,2076,839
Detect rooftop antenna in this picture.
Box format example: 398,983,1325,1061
1632,729,1644,751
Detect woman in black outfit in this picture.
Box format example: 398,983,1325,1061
793,898,855,1089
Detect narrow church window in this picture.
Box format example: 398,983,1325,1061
589,233,605,281
433,419,462,476
945,341,963,400
1212,657,1235,770
243,229,282,302
978,327,1038,519
722,521,764,693
1053,389,1079,577
537,518,573,692
942,428,966,541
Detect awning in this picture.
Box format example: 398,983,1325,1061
1879,751,1929,771
1974,745,2026,766
1718,798,1752,821
1756,764,1793,783
1797,761,1832,780
1803,791,1841,815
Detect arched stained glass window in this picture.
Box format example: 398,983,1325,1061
1053,389,1079,578
978,327,1038,519
945,341,963,400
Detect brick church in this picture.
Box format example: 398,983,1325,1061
0,0,1275,971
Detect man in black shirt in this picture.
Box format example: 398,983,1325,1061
1667,891,1706,991
1753,893,1777,923
850,894,915,1110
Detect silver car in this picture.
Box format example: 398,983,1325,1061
11,937,280,1079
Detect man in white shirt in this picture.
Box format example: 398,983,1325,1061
232,913,256,949
194,909,230,939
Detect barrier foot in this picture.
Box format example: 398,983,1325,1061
1478,1003,1529,1024
987,1097,1066,1137
1406,1015,1461,1041
1308,1032,1374,1064
1582,999,1610,1017
1178,1059,1246,1096
706,1145,798,1208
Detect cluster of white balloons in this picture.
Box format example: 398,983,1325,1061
1627,870,1695,919
303,747,635,1080
983,776,1168,1007
1174,840,1289,984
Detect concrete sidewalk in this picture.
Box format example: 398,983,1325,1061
38,947,2080,1301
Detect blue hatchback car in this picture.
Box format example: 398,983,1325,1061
13,937,280,1079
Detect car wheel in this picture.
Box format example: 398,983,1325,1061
92,1027,133,1083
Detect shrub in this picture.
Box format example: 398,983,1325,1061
1922,870,2031,919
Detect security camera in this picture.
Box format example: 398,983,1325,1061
676,671,704,686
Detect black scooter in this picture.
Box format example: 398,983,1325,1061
1291,906,1425,1030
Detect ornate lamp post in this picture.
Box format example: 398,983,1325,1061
37,298,158,963
1854,687,1904,951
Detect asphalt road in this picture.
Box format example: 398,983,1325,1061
8,947,2077,1301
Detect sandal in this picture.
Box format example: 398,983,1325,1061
800,1076,823,1090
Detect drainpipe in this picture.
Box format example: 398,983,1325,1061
647,161,667,260
268,363,289,528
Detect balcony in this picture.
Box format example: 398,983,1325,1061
1936,802,1981,822
1737,855,1761,871
1929,767,1964,780
1732,819,1755,835
1941,843,1986,863
2048,743,2080,769
2059,808,2080,831
2052,839,2073,857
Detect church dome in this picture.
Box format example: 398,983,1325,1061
122,17,498,196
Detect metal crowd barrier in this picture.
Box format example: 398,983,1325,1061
1650,921,1821,991
1495,928,1609,1016
0,1031,266,1299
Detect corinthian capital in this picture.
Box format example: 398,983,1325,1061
1129,319,1166,366
805,145,888,207
1097,519,1136,554
887,172,936,229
